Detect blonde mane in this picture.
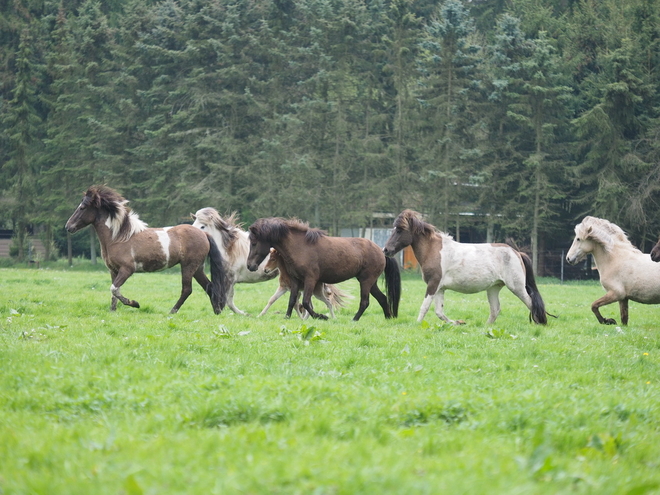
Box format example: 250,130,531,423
192,207,246,260
576,216,640,254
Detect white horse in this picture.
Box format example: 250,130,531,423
383,209,548,325
191,208,277,315
566,216,660,325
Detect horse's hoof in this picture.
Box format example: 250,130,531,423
603,318,617,325
453,320,466,325
314,314,329,320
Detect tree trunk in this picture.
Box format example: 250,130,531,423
90,229,97,264
67,232,73,267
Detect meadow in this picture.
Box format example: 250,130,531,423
0,264,659,494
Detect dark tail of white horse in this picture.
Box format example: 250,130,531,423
207,234,229,314
520,252,547,325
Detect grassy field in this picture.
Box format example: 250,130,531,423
1,265,659,494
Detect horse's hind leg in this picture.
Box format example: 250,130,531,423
109,270,119,310
486,285,503,324
193,264,220,313
111,267,139,309
370,282,391,319
619,299,629,325
171,263,196,313
301,279,327,320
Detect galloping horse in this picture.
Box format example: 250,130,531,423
567,216,660,325
65,186,228,314
383,210,547,325
191,207,277,315
246,218,401,321
258,248,350,318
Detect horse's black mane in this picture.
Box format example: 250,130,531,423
249,217,327,245
394,210,437,237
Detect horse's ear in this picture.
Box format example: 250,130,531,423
585,226,593,238
269,247,275,253
190,213,196,220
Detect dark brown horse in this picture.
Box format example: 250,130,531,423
65,185,228,314
258,248,350,318
383,210,547,325
246,218,400,321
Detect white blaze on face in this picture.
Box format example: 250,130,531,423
156,230,171,264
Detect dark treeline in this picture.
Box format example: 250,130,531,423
1,0,659,273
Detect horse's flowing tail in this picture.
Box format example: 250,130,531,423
207,234,228,314
323,284,352,309
384,257,401,318
520,252,547,325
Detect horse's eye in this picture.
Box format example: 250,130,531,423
576,238,580,241
199,225,205,230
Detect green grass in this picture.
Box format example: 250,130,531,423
1,266,659,494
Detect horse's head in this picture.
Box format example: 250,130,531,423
65,188,101,234
566,217,598,265
264,248,279,275
383,210,425,257
652,240,660,262
246,218,284,271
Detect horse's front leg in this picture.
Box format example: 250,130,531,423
226,283,248,316
259,284,289,317
418,278,442,323
591,291,620,325
285,279,301,319
301,278,326,320
111,267,139,309
431,289,465,325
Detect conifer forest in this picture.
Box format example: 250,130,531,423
1,0,660,274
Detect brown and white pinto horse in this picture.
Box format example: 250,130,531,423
383,210,547,325
258,248,350,318
567,216,660,325
65,186,228,314
246,218,400,321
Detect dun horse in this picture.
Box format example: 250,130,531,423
191,207,277,315
246,218,400,321
567,216,660,325
65,186,228,313
258,248,350,318
383,210,547,325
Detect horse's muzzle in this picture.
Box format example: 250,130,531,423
383,247,394,257
247,263,258,272
651,249,660,263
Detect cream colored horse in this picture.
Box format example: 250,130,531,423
566,216,660,325
192,208,277,315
